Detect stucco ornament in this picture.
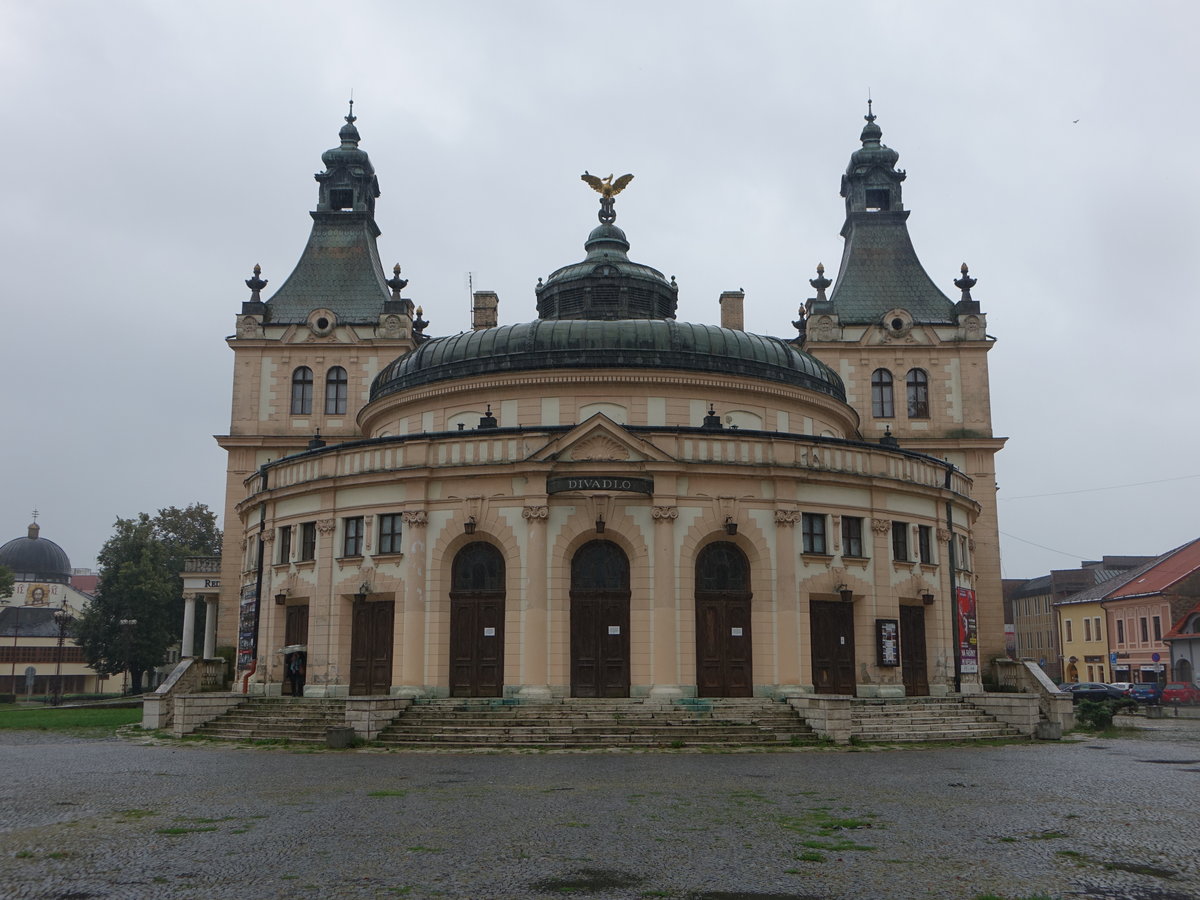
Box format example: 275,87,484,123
651,506,678,521
872,518,891,535
811,315,837,341
569,435,629,461
522,505,549,521
774,510,800,526
316,518,336,535
379,314,405,339
401,510,428,526
937,527,952,543
236,316,263,339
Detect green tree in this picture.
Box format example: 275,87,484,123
73,504,221,694
0,564,13,600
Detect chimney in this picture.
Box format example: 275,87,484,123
472,291,499,330
719,290,745,331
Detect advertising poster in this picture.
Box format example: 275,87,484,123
237,583,259,670
956,586,979,674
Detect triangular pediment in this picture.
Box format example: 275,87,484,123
526,414,675,464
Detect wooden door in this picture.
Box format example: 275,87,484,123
350,601,394,695
695,542,753,698
449,542,506,697
900,605,929,696
285,604,309,647
570,541,631,698
810,600,855,695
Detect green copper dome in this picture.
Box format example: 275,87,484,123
370,319,845,402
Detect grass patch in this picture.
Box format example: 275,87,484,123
368,790,408,798
0,706,141,733
778,807,876,851
406,845,443,853
530,869,645,892
796,851,826,862
114,808,157,820
15,851,34,859
799,838,874,852
1055,849,1086,859
1028,829,1067,840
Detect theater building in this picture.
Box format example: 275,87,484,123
215,107,1005,701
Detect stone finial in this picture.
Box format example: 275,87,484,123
412,306,429,339
245,264,267,301
792,304,807,340
386,263,408,297
954,262,977,302
809,262,831,302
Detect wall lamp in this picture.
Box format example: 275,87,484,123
921,592,936,605
274,592,288,606
464,516,477,535
836,583,854,603
595,516,605,534
354,582,371,602
724,516,738,536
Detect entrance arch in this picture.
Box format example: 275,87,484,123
695,541,753,697
570,540,631,697
449,542,505,697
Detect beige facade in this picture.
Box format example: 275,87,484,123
215,109,1005,701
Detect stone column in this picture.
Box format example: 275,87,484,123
648,504,682,701
181,595,197,658
517,504,551,701
773,510,802,694
203,597,218,659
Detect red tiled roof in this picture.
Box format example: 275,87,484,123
1105,537,1200,600
1163,600,1200,641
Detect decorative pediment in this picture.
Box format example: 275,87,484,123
526,413,675,464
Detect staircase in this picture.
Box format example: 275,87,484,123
850,697,1022,742
375,697,818,749
189,698,346,743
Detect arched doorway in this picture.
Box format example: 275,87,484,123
449,542,505,697
1175,658,1192,685
570,540,631,697
695,541,753,697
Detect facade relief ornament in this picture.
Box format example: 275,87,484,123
379,314,406,339
316,518,336,535
811,315,837,342
651,506,679,521
774,510,800,526
261,529,275,544
522,505,549,521
236,316,263,339
871,517,891,535
401,510,428,526
569,435,630,461
937,527,952,543
968,538,977,552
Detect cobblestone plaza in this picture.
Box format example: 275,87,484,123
2,719,1197,899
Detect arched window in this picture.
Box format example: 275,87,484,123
452,542,505,592
871,369,894,418
290,366,313,415
906,368,929,418
572,540,630,592
325,366,348,415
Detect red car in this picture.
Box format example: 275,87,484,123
1160,682,1200,705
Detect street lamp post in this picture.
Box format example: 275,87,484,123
119,618,138,695
52,605,74,706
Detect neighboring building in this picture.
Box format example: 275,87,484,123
1104,538,1200,685
0,522,107,696
1164,601,1200,686
215,106,1006,701
1008,557,1152,682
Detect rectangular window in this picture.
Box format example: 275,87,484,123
299,522,316,561
917,525,933,564
1116,618,1125,645
1153,616,1161,642
957,535,970,571
1093,617,1102,641
1065,619,1073,643
378,514,403,555
1140,617,1149,643
801,513,827,554
891,521,909,562
841,517,864,557
342,517,364,557
278,525,292,565
1083,618,1091,642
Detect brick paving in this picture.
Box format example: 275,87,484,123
1,717,1198,899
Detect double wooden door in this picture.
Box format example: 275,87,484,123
570,541,630,698
900,605,929,696
449,542,506,697
810,600,855,695
695,542,753,698
350,601,393,696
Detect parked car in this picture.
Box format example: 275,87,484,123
1061,682,1127,703
1129,682,1163,704
1160,682,1200,705
1108,682,1134,696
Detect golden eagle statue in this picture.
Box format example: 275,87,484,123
581,171,634,224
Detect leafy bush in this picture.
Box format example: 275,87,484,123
1074,699,1115,730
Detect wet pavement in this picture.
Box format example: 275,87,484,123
1,715,1197,899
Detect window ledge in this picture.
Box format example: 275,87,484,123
373,552,405,561
840,555,870,568
919,562,938,573
294,559,316,569
800,552,834,563
337,554,364,563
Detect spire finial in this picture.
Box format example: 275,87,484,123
865,95,875,124
346,94,356,125
954,262,977,302
31,508,39,523
245,263,268,301
386,263,408,297
809,262,831,302
581,171,634,224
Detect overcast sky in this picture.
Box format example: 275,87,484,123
2,1,1197,580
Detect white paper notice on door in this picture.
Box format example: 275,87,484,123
608,626,621,635
731,627,743,636
483,627,496,636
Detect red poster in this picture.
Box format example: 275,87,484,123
956,587,979,674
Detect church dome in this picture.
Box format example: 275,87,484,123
0,523,72,583
847,110,900,175
371,319,845,402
